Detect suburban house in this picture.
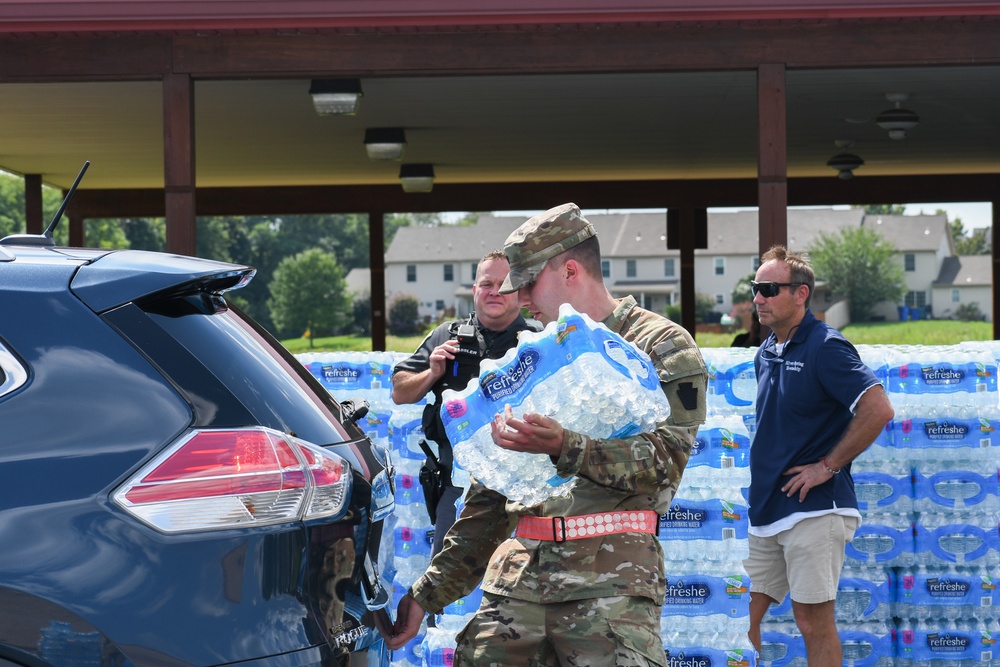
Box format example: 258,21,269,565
374,208,990,326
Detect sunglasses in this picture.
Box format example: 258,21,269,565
750,281,803,298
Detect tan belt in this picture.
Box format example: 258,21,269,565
515,510,659,542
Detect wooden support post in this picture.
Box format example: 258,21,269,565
25,174,43,235
758,63,788,257
163,73,197,256
369,211,387,352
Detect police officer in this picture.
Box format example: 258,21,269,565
391,249,535,555
383,203,708,666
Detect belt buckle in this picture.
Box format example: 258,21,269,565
552,516,567,542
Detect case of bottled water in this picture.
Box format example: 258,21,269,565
659,496,749,570
442,304,671,507
896,564,1000,621
758,620,805,667
703,347,758,414
838,621,895,667
662,645,759,667
896,619,995,667
297,339,1000,664
837,564,894,622
661,573,751,646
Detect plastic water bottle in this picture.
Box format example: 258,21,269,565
659,497,749,572
897,618,988,667
701,347,757,417
444,305,673,506
845,507,914,567
389,404,428,462
684,414,752,489
838,620,894,667
899,564,998,621
421,626,456,667
758,620,804,667
915,510,999,567
837,564,892,621
436,586,482,633
766,594,794,622
660,573,751,645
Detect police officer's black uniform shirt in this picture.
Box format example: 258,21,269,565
392,313,535,470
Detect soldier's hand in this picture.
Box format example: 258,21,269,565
491,406,564,457
383,593,426,651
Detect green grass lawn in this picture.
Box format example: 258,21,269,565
283,319,994,354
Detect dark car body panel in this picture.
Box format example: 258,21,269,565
0,246,390,667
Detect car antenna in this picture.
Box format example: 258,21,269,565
0,160,90,247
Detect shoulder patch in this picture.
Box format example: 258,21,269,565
677,382,699,411
652,339,677,357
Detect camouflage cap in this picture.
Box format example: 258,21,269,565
499,203,597,294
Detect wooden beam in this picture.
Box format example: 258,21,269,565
163,73,197,256
678,207,699,337
369,211,387,352
1,21,999,83
24,174,43,234
994,201,1000,340
68,174,1000,219
758,63,787,257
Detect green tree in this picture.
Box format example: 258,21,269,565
731,273,756,305
858,204,907,216
388,293,421,336
956,227,991,255
0,172,68,239
121,217,166,251
809,227,906,323
694,292,719,323
267,248,350,346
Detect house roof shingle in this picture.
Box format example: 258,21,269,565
384,209,952,263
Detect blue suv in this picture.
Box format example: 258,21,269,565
0,218,393,667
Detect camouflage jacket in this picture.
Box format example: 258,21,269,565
409,296,708,611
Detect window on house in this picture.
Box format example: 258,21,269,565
952,289,960,303
601,260,610,279
443,264,454,281
664,258,675,277
435,299,445,311
905,291,927,308
641,294,652,310
406,265,417,282
714,257,725,276
470,262,478,281
715,294,724,305
626,259,637,278
752,257,760,271
905,254,915,271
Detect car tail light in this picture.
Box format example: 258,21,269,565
113,427,352,533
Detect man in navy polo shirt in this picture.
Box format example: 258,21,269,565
744,245,894,667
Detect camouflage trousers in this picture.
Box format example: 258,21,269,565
453,592,665,667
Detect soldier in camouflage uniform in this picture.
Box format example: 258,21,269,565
382,203,708,667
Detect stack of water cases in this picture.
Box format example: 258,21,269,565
887,344,1000,667
296,350,485,667
761,343,1000,667
659,347,758,667
299,342,1000,667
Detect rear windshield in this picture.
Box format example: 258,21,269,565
146,303,349,447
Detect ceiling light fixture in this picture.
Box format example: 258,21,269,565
827,153,864,180
364,128,407,161
875,93,920,140
399,164,435,193
308,79,363,115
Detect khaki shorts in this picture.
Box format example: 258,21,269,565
744,513,860,605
